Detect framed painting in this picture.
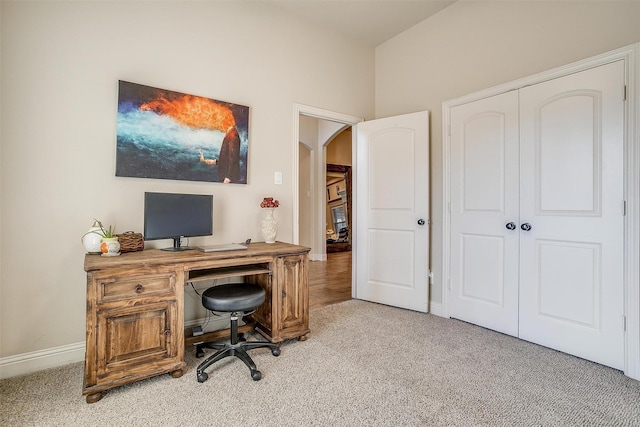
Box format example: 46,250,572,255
116,80,249,184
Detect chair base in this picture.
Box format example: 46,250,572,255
195,313,280,383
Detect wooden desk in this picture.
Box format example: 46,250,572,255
83,242,310,403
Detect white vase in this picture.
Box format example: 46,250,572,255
100,237,121,256
261,208,278,244
82,221,103,254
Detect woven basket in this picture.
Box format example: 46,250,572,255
117,231,144,253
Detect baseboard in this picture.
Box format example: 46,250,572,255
0,316,230,380
0,342,85,380
309,253,327,262
429,301,444,317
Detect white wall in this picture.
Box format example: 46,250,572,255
298,144,313,249
326,129,352,166
375,0,640,306
0,1,374,364
298,115,319,252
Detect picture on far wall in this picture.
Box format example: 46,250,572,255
116,80,249,184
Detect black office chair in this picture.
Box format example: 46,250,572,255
195,283,280,383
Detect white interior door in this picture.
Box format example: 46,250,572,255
518,60,625,369
449,91,520,336
355,111,430,312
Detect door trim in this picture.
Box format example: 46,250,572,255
442,43,640,380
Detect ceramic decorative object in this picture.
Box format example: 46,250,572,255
260,197,280,244
82,219,119,255
82,220,103,254
101,237,121,256
261,208,278,244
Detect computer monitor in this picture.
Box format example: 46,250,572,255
143,192,213,251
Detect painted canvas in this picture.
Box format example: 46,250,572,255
116,81,249,184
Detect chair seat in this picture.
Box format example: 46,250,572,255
201,283,266,312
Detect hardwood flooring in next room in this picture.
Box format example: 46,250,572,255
308,251,352,310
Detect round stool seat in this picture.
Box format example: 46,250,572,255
202,283,266,312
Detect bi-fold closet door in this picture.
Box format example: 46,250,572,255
449,61,625,370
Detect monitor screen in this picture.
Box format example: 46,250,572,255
144,192,213,251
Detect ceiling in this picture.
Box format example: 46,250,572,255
268,0,457,47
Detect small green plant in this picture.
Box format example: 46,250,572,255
99,223,116,239
82,220,116,239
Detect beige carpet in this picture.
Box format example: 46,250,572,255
2,299,640,426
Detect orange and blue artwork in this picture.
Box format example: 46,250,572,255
116,80,249,184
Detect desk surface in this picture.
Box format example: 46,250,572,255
84,241,310,272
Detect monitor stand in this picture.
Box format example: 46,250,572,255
161,237,193,252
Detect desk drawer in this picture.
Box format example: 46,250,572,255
97,272,176,303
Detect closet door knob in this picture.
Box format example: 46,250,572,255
417,219,426,226
521,223,532,231
505,222,516,230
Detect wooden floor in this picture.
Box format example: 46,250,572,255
308,251,352,310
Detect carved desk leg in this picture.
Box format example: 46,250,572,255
86,392,103,404
170,369,184,379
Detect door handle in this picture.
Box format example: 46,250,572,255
505,222,516,230
521,223,532,231
417,219,426,226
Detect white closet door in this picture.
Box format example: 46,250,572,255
518,61,625,369
449,91,520,336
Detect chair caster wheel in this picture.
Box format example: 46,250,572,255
271,347,281,356
196,350,204,358
251,370,262,381
238,333,246,342
197,372,208,383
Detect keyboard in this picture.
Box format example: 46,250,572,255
196,243,247,253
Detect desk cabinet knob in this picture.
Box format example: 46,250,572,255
134,284,144,293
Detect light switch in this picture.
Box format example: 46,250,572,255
274,171,283,185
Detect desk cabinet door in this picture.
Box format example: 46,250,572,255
94,300,180,383
276,254,308,334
